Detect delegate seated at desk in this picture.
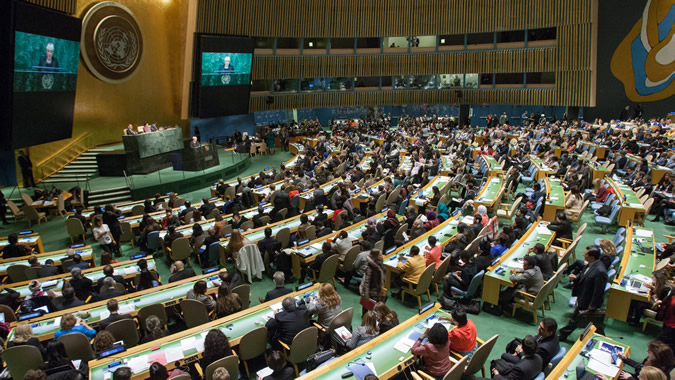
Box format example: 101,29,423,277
190,136,201,148
124,124,137,135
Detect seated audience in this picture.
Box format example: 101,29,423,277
308,283,343,328
412,323,453,379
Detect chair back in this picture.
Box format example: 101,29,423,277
232,284,251,310
22,205,39,222
207,208,220,219
180,299,210,328
0,304,17,323
239,327,267,361
608,204,621,221
443,354,470,380
7,200,23,217
131,205,145,216
20,193,33,206
531,281,552,310
276,227,290,249
138,303,168,329
236,245,264,283
395,223,408,242
240,220,254,231
304,225,316,240
258,215,271,226
340,246,361,272
432,256,452,286
509,197,522,216
607,268,617,283
398,198,409,216
171,237,191,261
386,186,401,206
1,345,44,380
183,211,194,224
205,355,239,380
120,222,134,244
146,231,162,251
60,259,74,272
334,210,348,230
464,270,486,298
375,194,387,213
57,332,95,361
191,234,207,255
57,193,65,214
7,264,29,283
24,266,41,280
374,239,384,251
288,326,318,364
318,254,339,283
278,208,288,220
329,307,354,348
65,218,85,237
414,264,436,296
546,347,567,375
464,334,499,376
105,318,139,348
576,223,587,238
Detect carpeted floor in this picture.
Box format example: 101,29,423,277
2,150,674,378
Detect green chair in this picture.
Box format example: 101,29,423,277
7,264,29,283
180,299,210,328
238,327,267,377
57,332,94,361
65,218,86,245
138,303,168,330
281,326,318,376
170,237,192,266
1,345,44,380
401,264,435,307
231,284,250,310
311,254,338,286
105,318,139,348
119,221,135,247
204,354,239,380
414,353,469,380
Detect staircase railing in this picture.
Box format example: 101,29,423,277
33,133,94,184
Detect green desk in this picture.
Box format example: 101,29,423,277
413,176,451,209
475,176,504,212
529,155,553,180
606,228,656,322
89,284,320,380
400,156,414,173
589,162,611,182
0,246,93,276
298,304,447,379
8,273,220,342
606,177,647,226
299,178,341,211
288,143,307,154
382,213,462,289
481,155,503,176
440,156,454,175
0,258,156,298
0,233,44,254
358,155,375,171
543,177,565,221
122,128,183,159
548,325,630,380
482,220,555,305
351,175,392,210
283,153,305,169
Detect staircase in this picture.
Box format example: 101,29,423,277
40,147,116,184
87,186,133,207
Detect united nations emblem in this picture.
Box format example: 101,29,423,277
41,74,54,90
221,75,231,85
81,2,143,83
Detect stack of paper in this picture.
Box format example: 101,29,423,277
257,367,274,378
536,225,551,235
165,346,184,363
587,349,620,377
180,337,197,353
635,229,652,237
394,337,416,353
123,267,137,275
269,302,283,312
128,355,150,374
119,304,135,314
148,351,167,365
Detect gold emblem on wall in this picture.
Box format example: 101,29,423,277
81,2,143,83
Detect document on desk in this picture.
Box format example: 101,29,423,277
42,280,58,288
588,357,619,377
269,302,283,312
180,337,197,352
123,267,137,275
99,310,111,320
164,346,184,363
119,304,135,314
128,355,150,374
506,260,524,269
310,243,324,251
394,337,416,353
149,351,167,365
535,225,551,235
635,229,652,237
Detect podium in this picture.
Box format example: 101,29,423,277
172,142,220,171
121,128,183,174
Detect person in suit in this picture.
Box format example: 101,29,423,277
259,271,293,303
527,243,554,281
98,299,133,330
68,254,89,271
558,246,608,341
102,205,123,256
68,267,94,302
180,201,196,219
217,56,235,72
546,213,572,247
265,296,310,349
298,242,335,283
96,265,125,290
163,226,183,247
168,260,196,283
261,350,294,380
56,287,85,311
2,233,32,259
198,197,215,216
162,209,180,229
98,277,125,301
189,136,201,148
491,335,543,380
37,259,60,278
124,124,137,135
493,318,560,373
500,255,544,311
444,250,478,293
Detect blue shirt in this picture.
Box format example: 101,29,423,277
490,244,508,258
54,325,96,340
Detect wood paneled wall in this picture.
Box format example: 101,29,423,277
24,0,75,14
197,0,597,108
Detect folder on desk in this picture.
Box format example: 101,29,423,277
348,359,376,380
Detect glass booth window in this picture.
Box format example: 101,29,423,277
303,38,328,54
496,30,525,48
439,34,464,51
383,37,408,53
495,73,524,87
300,78,325,92
332,38,355,54
254,37,274,55
326,77,353,91
464,74,479,88
276,38,301,55
467,32,494,50
356,38,381,54
273,79,299,93
438,74,463,89
528,28,556,47
411,36,437,52
354,76,380,91
251,79,273,93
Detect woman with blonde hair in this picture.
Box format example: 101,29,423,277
7,323,46,358
308,283,343,328
598,239,617,257
344,311,379,349
638,366,668,380
564,186,584,219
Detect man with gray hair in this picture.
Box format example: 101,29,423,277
68,266,94,302
98,276,125,301
265,296,310,348
56,286,83,311
258,271,293,303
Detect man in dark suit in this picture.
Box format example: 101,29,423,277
492,335,543,380
168,261,196,283
56,287,85,311
298,242,334,283
546,213,572,247
198,197,215,216
163,226,183,247
271,187,291,221
527,243,554,281
98,277,125,301
252,206,270,228
99,299,133,330
265,296,310,348
69,254,89,271
0,288,19,309
258,271,293,303
37,259,60,278
443,250,478,293
96,265,126,290
180,201,196,219
494,318,559,373
558,246,607,341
